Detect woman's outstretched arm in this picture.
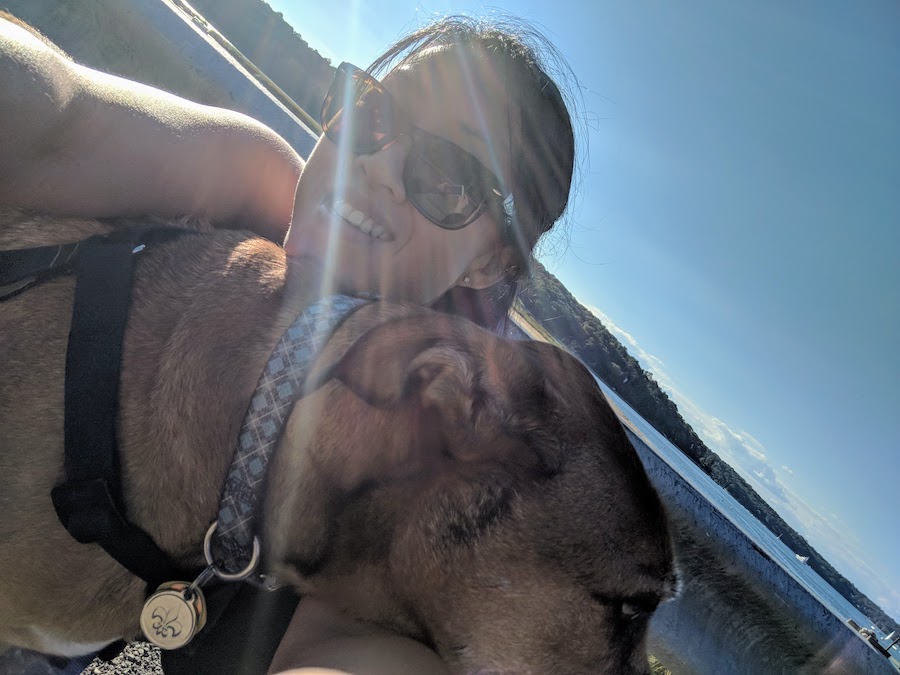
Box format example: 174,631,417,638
268,598,449,675
0,15,303,242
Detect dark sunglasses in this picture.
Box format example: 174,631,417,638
321,62,513,230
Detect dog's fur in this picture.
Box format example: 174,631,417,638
0,208,676,674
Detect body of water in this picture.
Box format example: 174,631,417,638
594,375,888,639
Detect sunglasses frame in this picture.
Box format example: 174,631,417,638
321,62,513,231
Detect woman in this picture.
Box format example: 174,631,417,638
283,19,575,332
1,11,576,674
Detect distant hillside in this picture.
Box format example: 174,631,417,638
518,261,899,636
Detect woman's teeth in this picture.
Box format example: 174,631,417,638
333,200,387,239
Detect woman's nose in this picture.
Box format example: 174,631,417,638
356,134,411,203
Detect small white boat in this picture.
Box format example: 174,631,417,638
795,554,809,564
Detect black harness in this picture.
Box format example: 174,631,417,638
2,225,302,669
1,225,194,588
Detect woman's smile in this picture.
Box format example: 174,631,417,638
322,198,393,241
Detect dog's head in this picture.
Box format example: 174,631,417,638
266,304,677,674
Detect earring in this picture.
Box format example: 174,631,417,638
463,276,471,285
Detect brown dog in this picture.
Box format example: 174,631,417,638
0,208,676,674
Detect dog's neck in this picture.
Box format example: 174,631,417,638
115,232,321,567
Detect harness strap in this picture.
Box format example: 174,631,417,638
48,226,194,588
0,239,83,300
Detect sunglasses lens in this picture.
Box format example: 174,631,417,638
322,65,396,154
406,135,494,228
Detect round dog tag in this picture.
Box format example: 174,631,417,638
165,581,208,634
140,582,200,649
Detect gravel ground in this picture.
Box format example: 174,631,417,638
79,644,162,675
0,644,161,675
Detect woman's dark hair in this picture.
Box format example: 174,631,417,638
368,15,577,332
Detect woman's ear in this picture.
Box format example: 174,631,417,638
460,245,517,289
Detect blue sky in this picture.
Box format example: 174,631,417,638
266,0,900,620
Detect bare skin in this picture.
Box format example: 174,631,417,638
0,16,302,242
269,599,447,675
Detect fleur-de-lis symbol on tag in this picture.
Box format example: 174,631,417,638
151,606,182,638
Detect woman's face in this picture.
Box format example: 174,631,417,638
285,46,514,304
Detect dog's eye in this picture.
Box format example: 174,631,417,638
620,602,645,620
590,592,655,621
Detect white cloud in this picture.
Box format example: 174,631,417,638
581,304,900,622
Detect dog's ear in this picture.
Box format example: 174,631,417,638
328,314,474,410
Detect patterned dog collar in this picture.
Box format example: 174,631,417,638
209,295,366,576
